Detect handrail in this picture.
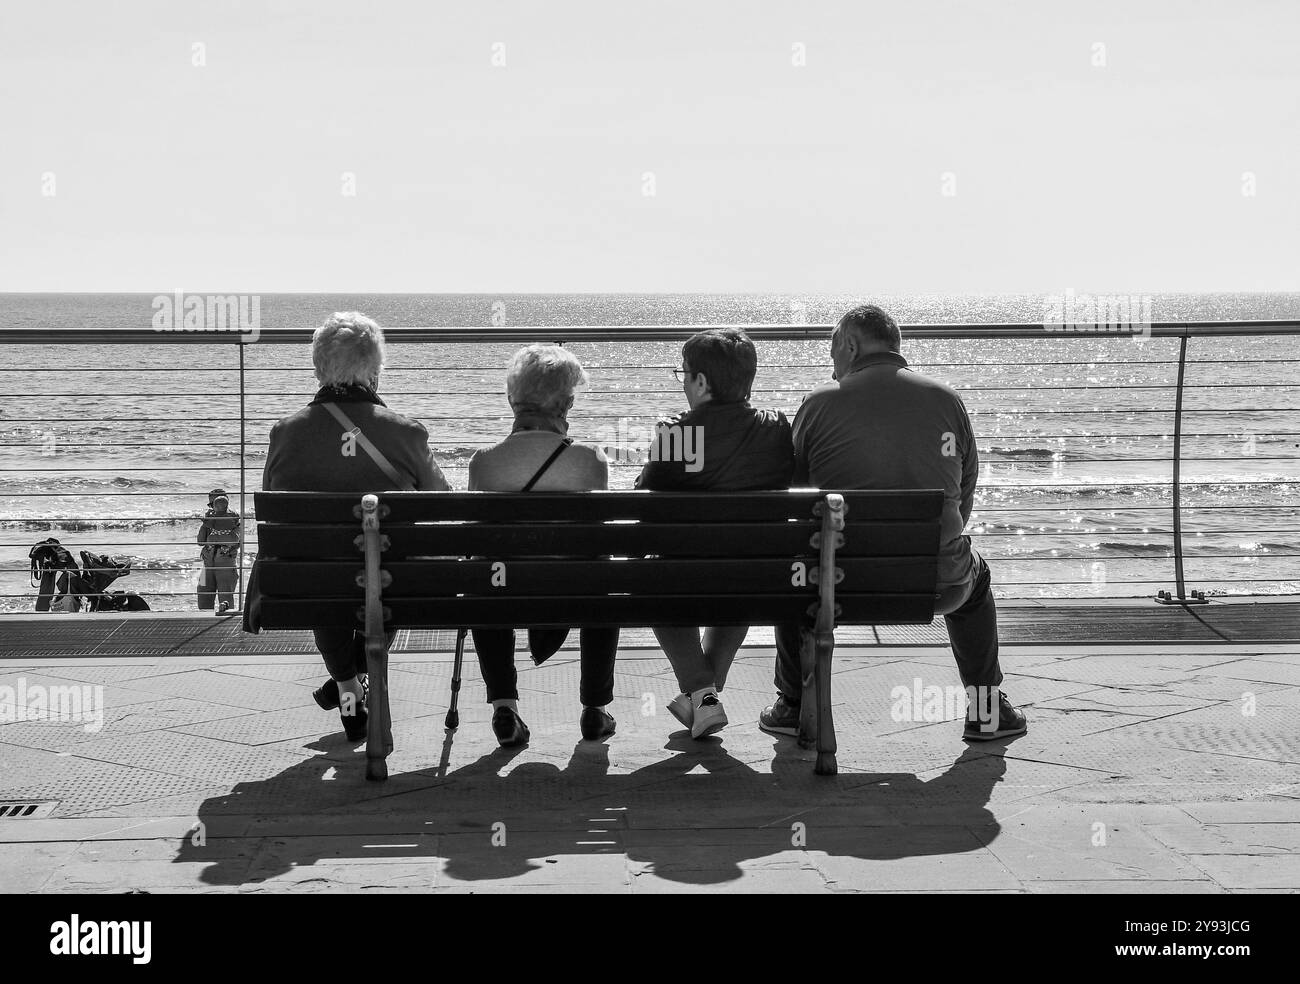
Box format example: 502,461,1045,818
2,321,1297,610
2,319,1300,345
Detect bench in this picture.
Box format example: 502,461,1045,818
249,489,944,781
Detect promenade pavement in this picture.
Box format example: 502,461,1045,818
2,622,1298,893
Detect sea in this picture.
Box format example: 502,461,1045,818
1,292,1298,612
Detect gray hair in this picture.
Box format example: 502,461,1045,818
312,312,386,388
838,304,902,354
506,344,589,415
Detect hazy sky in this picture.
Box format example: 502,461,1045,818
1,0,1296,293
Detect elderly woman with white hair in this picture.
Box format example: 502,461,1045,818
468,343,619,746
252,312,449,741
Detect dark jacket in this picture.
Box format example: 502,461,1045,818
262,385,448,493
791,351,978,592
635,400,794,492
245,384,448,632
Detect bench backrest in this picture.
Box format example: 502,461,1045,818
252,489,944,630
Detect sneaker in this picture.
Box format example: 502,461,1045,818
492,706,530,747
758,694,800,737
217,601,232,615
667,693,693,730
963,691,1028,741
691,692,727,739
580,707,617,741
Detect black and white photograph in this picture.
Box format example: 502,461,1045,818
0,0,1295,951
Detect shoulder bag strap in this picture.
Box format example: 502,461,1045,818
520,437,573,492
321,401,416,492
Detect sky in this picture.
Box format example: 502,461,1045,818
1,0,1297,294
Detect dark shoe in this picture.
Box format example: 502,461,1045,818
313,678,340,710
338,679,369,741
963,690,1028,741
492,706,530,747
758,694,800,737
580,707,616,741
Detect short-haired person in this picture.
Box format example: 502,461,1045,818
251,312,450,741
469,344,620,746
759,305,1027,741
636,328,794,738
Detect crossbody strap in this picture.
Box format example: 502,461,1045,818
520,437,573,492
321,402,416,493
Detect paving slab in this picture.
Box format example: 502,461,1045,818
1,640,1298,893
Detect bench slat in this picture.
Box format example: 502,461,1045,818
253,489,945,524
256,593,938,629
255,556,940,597
256,520,941,560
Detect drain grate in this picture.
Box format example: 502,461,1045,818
0,801,57,819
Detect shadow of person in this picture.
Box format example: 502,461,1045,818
438,740,614,883
177,735,527,887
176,731,1008,890
618,741,1007,885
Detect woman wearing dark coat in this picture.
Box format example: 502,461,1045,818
247,312,449,740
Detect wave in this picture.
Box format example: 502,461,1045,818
0,474,172,492
984,447,1067,459
431,446,481,462
1089,541,1173,555
0,517,198,533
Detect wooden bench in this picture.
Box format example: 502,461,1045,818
250,489,944,781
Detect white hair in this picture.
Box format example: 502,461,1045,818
506,344,589,415
312,312,386,387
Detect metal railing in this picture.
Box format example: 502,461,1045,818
2,320,1298,611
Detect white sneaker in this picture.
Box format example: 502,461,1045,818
691,693,727,739
667,693,693,729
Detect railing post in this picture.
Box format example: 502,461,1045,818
1156,332,1207,605
238,341,246,611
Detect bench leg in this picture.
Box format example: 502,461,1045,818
365,635,393,782
812,627,837,775
797,624,817,749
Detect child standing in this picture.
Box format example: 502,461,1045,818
197,488,241,614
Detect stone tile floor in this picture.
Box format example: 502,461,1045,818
2,643,1298,893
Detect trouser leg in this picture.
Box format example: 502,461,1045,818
472,628,518,703
213,556,237,610
943,553,1003,690
196,553,216,610
653,625,712,695
703,624,749,692
578,627,619,708
773,620,804,702
524,627,618,708
314,627,365,681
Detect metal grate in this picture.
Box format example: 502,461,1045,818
0,800,58,819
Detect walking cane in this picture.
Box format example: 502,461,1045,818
445,627,468,730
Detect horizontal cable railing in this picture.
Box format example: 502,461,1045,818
2,320,1298,611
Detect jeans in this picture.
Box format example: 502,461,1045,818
654,624,749,694
774,551,1003,700
472,627,619,707
313,627,397,682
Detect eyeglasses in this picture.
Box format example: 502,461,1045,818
672,366,691,381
